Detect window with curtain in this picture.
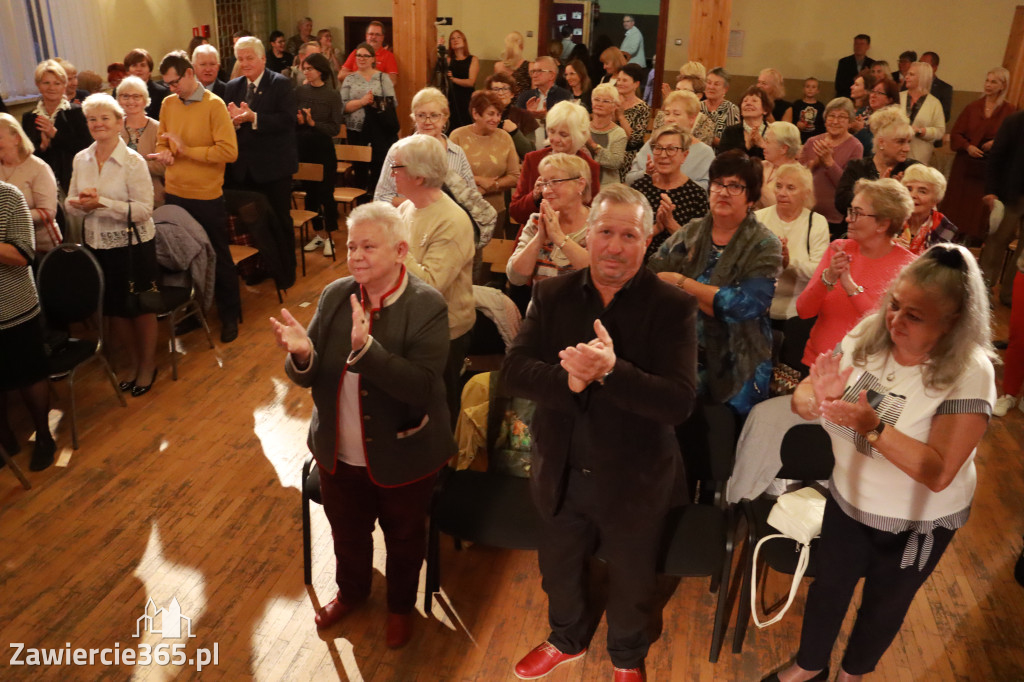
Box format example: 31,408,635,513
0,0,108,103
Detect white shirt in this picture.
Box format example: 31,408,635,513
66,138,155,249
754,206,830,319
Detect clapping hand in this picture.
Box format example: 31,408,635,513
813,138,834,167
349,294,369,352
227,101,256,126
780,237,790,269
68,187,100,213
656,193,681,234
526,96,546,115
540,199,564,245
270,308,313,366
501,119,518,134
34,114,56,141
820,390,878,433
808,350,852,416
559,319,616,393
826,241,851,280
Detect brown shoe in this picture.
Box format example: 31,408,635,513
385,612,412,649
314,598,357,629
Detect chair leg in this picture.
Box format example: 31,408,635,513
67,371,79,450
327,233,336,262
424,519,440,614
98,354,127,407
197,307,215,349
167,318,180,381
0,444,31,490
302,490,312,585
732,532,755,654
709,512,736,663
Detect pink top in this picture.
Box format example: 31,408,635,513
796,239,916,366
799,133,863,223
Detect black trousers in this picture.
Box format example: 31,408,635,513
164,194,240,324
796,494,955,675
539,468,666,669
229,173,295,277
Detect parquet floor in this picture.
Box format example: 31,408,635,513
0,243,1022,681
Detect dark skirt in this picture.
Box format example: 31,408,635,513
0,314,50,390
88,239,159,318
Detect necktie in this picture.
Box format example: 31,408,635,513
245,82,255,105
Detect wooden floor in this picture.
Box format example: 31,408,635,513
1,245,1023,682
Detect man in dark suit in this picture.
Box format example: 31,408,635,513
892,50,917,88
192,44,227,100
921,51,953,122
834,34,875,99
224,37,298,279
516,56,573,117
503,185,697,682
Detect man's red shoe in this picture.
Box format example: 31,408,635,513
514,641,586,679
613,666,646,682
314,598,357,629
385,613,412,649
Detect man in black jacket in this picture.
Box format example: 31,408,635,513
503,185,697,682
834,34,875,99
981,110,1024,304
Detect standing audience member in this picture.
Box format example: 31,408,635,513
123,49,169,120
835,108,918,220
342,43,398,192
192,44,227,99
870,61,891,86
317,29,342,76
597,47,627,86
485,73,538,159
107,63,128,90
620,15,646,66
560,26,575,64
504,184,698,682
266,31,294,74
584,83,627,187
614,64,650,181
224,37,299,287
66,94,159,397
834,34,875,99
391,135,475,425
55,58,89,104
920,52,953,122
563,59,593,112
941,67,1014,243
758,68,790,122
778,244,994,682
718,86,773,159
449,90,521,231
0,115,60,254
446,31,479,131
980,109,1024,305
273,202,454,649
796,178,917,370
893,51,917,87
290,42,322,86
493,32,531,98
22,60,90,193
800,97,863,238
340,22,398,85
296,53,344,257
701,68,741,149
784,78,826,144
285,17,315,57
626,90,714,190
0,182,56,471
899,62,945,164
516,56,573,145
755,163,830,372
116,76,165,207
758,121,803,208
848,73,878,156
152,51,241,343
899,165,959,253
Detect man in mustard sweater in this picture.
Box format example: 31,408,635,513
152,50,241,342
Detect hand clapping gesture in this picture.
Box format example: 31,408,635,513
655,193,681,235
558,319,616,393
813,138,835,168
349,294,370,352
780,237,790,269
68,187,100,213
270,308,313,367
807,350,852,417
540,199,564,246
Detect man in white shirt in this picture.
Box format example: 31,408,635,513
620,16,646,67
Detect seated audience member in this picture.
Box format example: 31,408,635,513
317,29,343,76
835,107,918,219
0,114,60,253
0,181,57,471
660,72,707,112
273,202,454,649
449,91,521,231
649,150,781,415
941,67,1014,243
342,42,398,190
900,62,945,164
486,72,539,159
597,46,626,85
754,163,830,372
55,58,89,104
340,22,397,85
796,178,916,370
628,90,714,190
899,164,959,254
799,97,863,238
509,101,601,225
285,16,314,56
22,59,90,193
123,49,169,120
921,51,953,122
718,85,773,159
583,83,626,187
107,62,128,90
848,72,878,155
834,33,875,99
701,67,741,149
759,121,802,208
392,135,476,424
758,68,789,122
563,59,592,112
493,32,530,98
784,77,826,143
67,93,160,397
192,44,226,99
446,31,479,130
780,244,994,682
296,53,344,256
266,30,294,74
631,125,709,261
614,63,650,180
116,76,165,207
506,153,591,287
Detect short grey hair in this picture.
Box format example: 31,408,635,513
774,163,815,209
591,82,620,104
116,75,151,107
234,37,265,59
852,177,914,236
901,164,948,204
824,97,856,120
767,121,802,159
587,184,654,238
708,67,730,86
545,100,590,152
394,134,448,188
192,43,220,65
347,202,409,247
82,93,125,120
650,124,692,153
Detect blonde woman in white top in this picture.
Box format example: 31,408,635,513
899,62,945,164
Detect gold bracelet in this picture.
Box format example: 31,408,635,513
558,236,569,250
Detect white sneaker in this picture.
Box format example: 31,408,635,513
323,238,334,257
303,236,324,252
993,394,1017,417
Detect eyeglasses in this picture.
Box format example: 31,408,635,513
708,180,746,196
117,93,144,101
846,207,878,221
536,177,580,190
529,69,553,75
163,75,183,89
389,164,406,175
592,97,617,105
826,113,850,121
490,86,511,93
355,53,373,59
652,144,684,155
869,89,887,96
414,112,444,122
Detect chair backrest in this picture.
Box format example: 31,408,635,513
36,244,104,326
778,424,834,482
335,144,373,163
293,162,324,182
480,238,517,273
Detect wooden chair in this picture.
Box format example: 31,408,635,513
291,163,333,277
480,238,517,274
334,144,372,217
229,243,281,322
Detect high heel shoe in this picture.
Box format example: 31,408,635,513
131,369,157,397
119,378,136,392
761,666,829,682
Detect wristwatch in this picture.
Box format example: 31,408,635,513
866,420,885,443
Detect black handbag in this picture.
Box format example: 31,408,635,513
124,206,162,316
364,73,400,138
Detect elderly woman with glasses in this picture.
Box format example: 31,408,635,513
835,108,920,221
583,83,627,187
718,86,774,159
627,90,714,190
649,150,782,416
758,121,803,208
800,97,863,238
116,75,165,207
343,42,398,190
796,178,917,373
850,76,898,157
484,72,538,159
